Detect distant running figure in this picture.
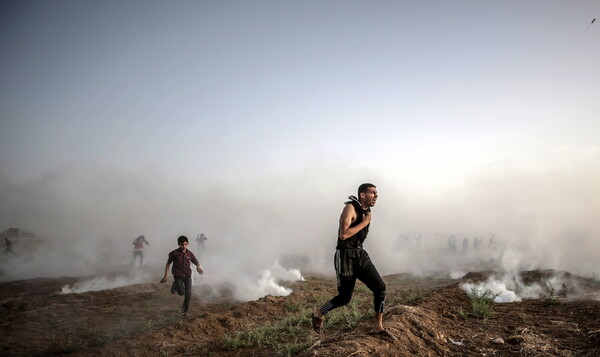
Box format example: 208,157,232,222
312,183,397,341
160,235,203,318
195,233,208,258
4,238,17,256
131,235,150,266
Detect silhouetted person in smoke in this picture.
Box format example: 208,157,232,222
488,235,496,250
160,235,203,318
473,237,482,251
131,235,150,266
396,234,410,250
312,183,396,341
447,235,457,252
195,233,207,258
413,234,422,249
4,238,17,256
462,237,469,254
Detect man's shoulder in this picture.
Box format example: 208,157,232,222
341,201,357,217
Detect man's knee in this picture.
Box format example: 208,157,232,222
340,294,353,306
333,291,353,307
373,281,386,299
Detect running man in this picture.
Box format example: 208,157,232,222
312,183,397,341
160,235,203,318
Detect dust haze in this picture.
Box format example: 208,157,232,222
1,151,598,301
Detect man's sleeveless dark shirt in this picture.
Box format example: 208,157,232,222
336,198,370,250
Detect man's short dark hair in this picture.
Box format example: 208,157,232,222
178,235,189,244
358,183,376,196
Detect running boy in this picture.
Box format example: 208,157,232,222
160,235,203,318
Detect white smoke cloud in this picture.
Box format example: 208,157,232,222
459,268,598,303
1,148,599,300
461,280,522,303
61,270,150,294
229,263,304,301
58,260,304,301
370,148,600,279
195,255,305,302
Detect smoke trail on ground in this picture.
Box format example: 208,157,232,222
60,270,151,294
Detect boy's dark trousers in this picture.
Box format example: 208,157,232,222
172,276,192,313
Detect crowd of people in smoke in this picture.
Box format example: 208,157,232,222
446,235,497,254
395,233,500,255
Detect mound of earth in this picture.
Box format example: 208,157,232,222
0,269,599,356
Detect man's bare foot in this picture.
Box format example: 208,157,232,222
370,328,397,342
311,312,324,334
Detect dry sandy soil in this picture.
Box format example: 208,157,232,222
1,269,599,357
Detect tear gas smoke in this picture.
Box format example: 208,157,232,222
61,270,151,294
198,261,305,302
0,150,598,301
58,260,304,300
461,280,521,303
459,268,598,303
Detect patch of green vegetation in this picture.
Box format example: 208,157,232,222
284,301,307,313
354,282,370,294
222,307,313,357
543,287,561,306
457,308,470,320
222,295,374,356
389,289,427,305
467,287,497,319
324,297,373,330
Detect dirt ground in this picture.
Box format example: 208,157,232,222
1,269,599,357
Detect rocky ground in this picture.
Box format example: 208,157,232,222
1,269,599,356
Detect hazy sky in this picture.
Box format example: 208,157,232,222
0,1,599,281
1,1,598,184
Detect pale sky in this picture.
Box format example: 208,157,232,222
1,0,598,187
1,1,599,281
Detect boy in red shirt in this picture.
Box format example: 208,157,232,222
160,236,203,318
131,235,149,266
